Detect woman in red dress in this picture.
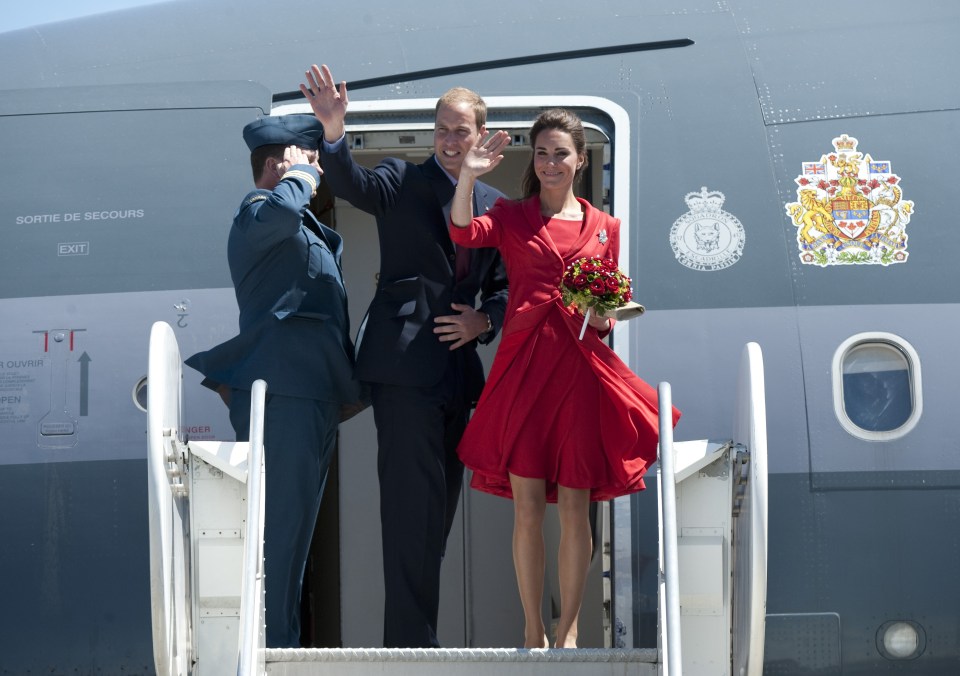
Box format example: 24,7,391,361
449,109,680,649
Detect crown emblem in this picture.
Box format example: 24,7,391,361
670,186,744,271
832,134,858,152
684,186,725,211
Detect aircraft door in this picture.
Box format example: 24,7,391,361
317,105,615,649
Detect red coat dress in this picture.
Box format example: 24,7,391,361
450,195,681,502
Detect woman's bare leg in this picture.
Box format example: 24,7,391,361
554,486,592,648
509,473,548,648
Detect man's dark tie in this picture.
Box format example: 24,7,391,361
455,243,471,282
443,191,474,283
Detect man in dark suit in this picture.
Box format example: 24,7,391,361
185,115,363,648
300,64,509,648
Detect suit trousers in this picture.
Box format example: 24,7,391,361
229,389,339,648
371,357,470,648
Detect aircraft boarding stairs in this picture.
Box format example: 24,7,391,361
147,321,768,676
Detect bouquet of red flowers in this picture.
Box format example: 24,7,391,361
561,257,635,339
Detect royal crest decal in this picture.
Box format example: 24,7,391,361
670,187,745,271
786,134,913,266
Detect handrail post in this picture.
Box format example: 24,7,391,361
237,379,267,676
658,382,682,676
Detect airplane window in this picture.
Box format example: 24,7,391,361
842,344,910,431
833,334,922,440
133,376,148,413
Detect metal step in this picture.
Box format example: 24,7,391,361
264,647,660,675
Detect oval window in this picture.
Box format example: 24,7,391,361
833,333,921,440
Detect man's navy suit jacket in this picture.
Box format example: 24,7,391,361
321,142,508,402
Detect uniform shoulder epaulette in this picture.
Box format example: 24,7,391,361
233,191,269,220
242,193,268,208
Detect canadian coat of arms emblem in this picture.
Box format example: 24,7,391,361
785,134,914,266
670,187,745,271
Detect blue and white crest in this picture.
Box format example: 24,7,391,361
670,187,745,271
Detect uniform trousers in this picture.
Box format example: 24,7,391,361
371,357,470,648
229,388,339,648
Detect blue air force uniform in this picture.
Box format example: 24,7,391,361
186,115,362,648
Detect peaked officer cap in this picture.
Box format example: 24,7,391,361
242,114,324,151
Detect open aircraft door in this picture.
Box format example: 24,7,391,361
654,342,768,675
147,321,268,676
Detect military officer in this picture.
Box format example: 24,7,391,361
186,114,363,648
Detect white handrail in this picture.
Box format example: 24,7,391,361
657,382,682,676
147,321,191,676
732,343,768,676
238,379,267,676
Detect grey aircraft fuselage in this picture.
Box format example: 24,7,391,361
0,1,957,674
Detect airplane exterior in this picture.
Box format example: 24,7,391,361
0,1,957,674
